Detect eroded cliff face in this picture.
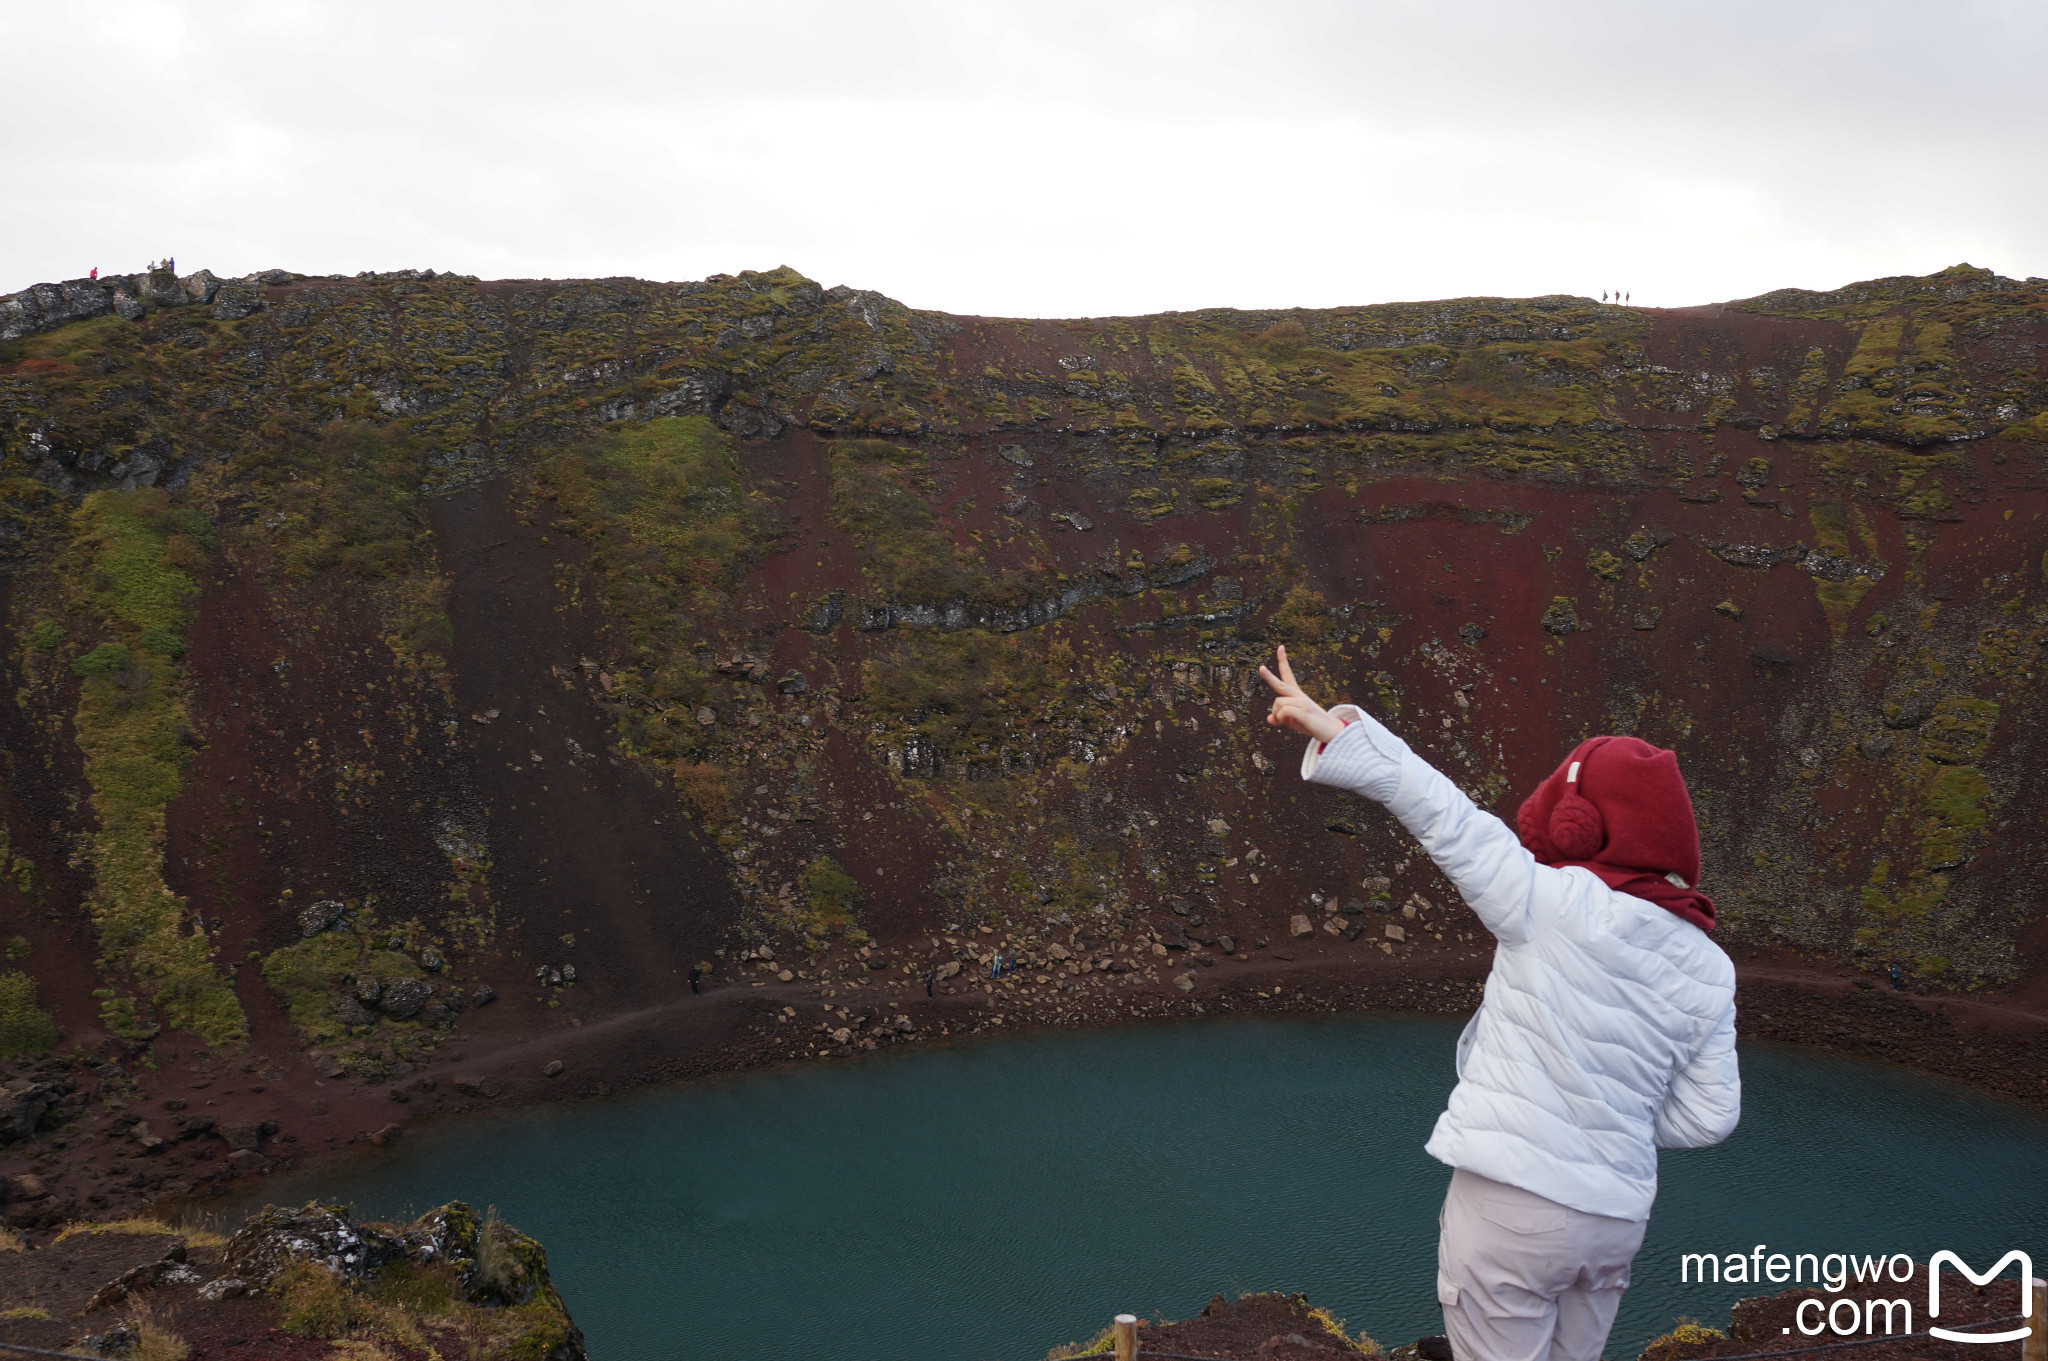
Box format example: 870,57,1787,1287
0,261,2044,1073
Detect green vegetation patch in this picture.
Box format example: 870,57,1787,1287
63,489,244,1045
245,420,426,581
863,629,1050,762
531,416,766,765
800,855,864,933
830,439,1002,604
1919,696,1999,765
261,931,426,1046
0,970,59,1058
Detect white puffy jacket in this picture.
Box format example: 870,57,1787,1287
1303,705,1740,1222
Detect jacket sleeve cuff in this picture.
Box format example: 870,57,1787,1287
1301,705,1410,803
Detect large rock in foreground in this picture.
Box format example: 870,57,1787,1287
0,1199,586,1361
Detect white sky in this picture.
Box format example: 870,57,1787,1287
4,0,2044,317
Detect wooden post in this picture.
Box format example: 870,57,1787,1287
1113,1313,1138,1361
2024,1277,2045,1361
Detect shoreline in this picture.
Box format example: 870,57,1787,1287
5,941,2044,1237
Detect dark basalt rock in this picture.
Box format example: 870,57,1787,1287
222,1203,405,1285
380,977,432,1019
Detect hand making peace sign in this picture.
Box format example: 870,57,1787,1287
1260,645,1347,745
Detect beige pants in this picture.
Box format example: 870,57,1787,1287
1436,1168,1648,1361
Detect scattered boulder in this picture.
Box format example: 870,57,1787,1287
421,948,445,972
1173,973,1196,992
298,898,345,937
2,1173,44,1202
934,960,961,980
217,1120,271,1152
227,1148,271,1177
1217,934,1236,955
0,1081,55,1143
382,977,431,1019
332,994,375,1028
1540,596,1581,635
543,1060,565,1078
79,1323,139,1356
1289,914,1313,938
451,1076,498,1099
1385,924,1407,942
1883,680,1940,730
353,974,383,1005
221,1203,404,1286
474,984,497,1006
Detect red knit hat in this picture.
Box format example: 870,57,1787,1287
1515,736,1715,931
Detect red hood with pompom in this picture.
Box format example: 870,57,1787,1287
1515,735,1714,932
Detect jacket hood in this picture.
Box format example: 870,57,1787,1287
1514,735,1714,932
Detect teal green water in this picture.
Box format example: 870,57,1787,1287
255,1017,2048,1361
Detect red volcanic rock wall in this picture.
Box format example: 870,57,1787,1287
0,261,2042,1080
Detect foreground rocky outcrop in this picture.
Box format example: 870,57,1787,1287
0,1198,585,1359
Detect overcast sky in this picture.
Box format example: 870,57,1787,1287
4,0,2044,317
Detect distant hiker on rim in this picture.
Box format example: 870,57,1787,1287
1262,645,1739,1361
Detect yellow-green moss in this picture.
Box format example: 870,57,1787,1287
528,416,766,765
0,970,59,1058
800,856,864,933
261,931,427,1046
63,490,244,1045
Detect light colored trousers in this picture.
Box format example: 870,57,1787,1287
1436,1169,1648,1361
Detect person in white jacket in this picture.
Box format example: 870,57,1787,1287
1260,646,1740,1361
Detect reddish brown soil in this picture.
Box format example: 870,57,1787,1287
1135,1290,1378,1358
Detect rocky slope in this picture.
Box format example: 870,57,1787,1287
0,260,2045,1206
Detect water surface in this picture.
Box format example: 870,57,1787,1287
255,1016,2048,1361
